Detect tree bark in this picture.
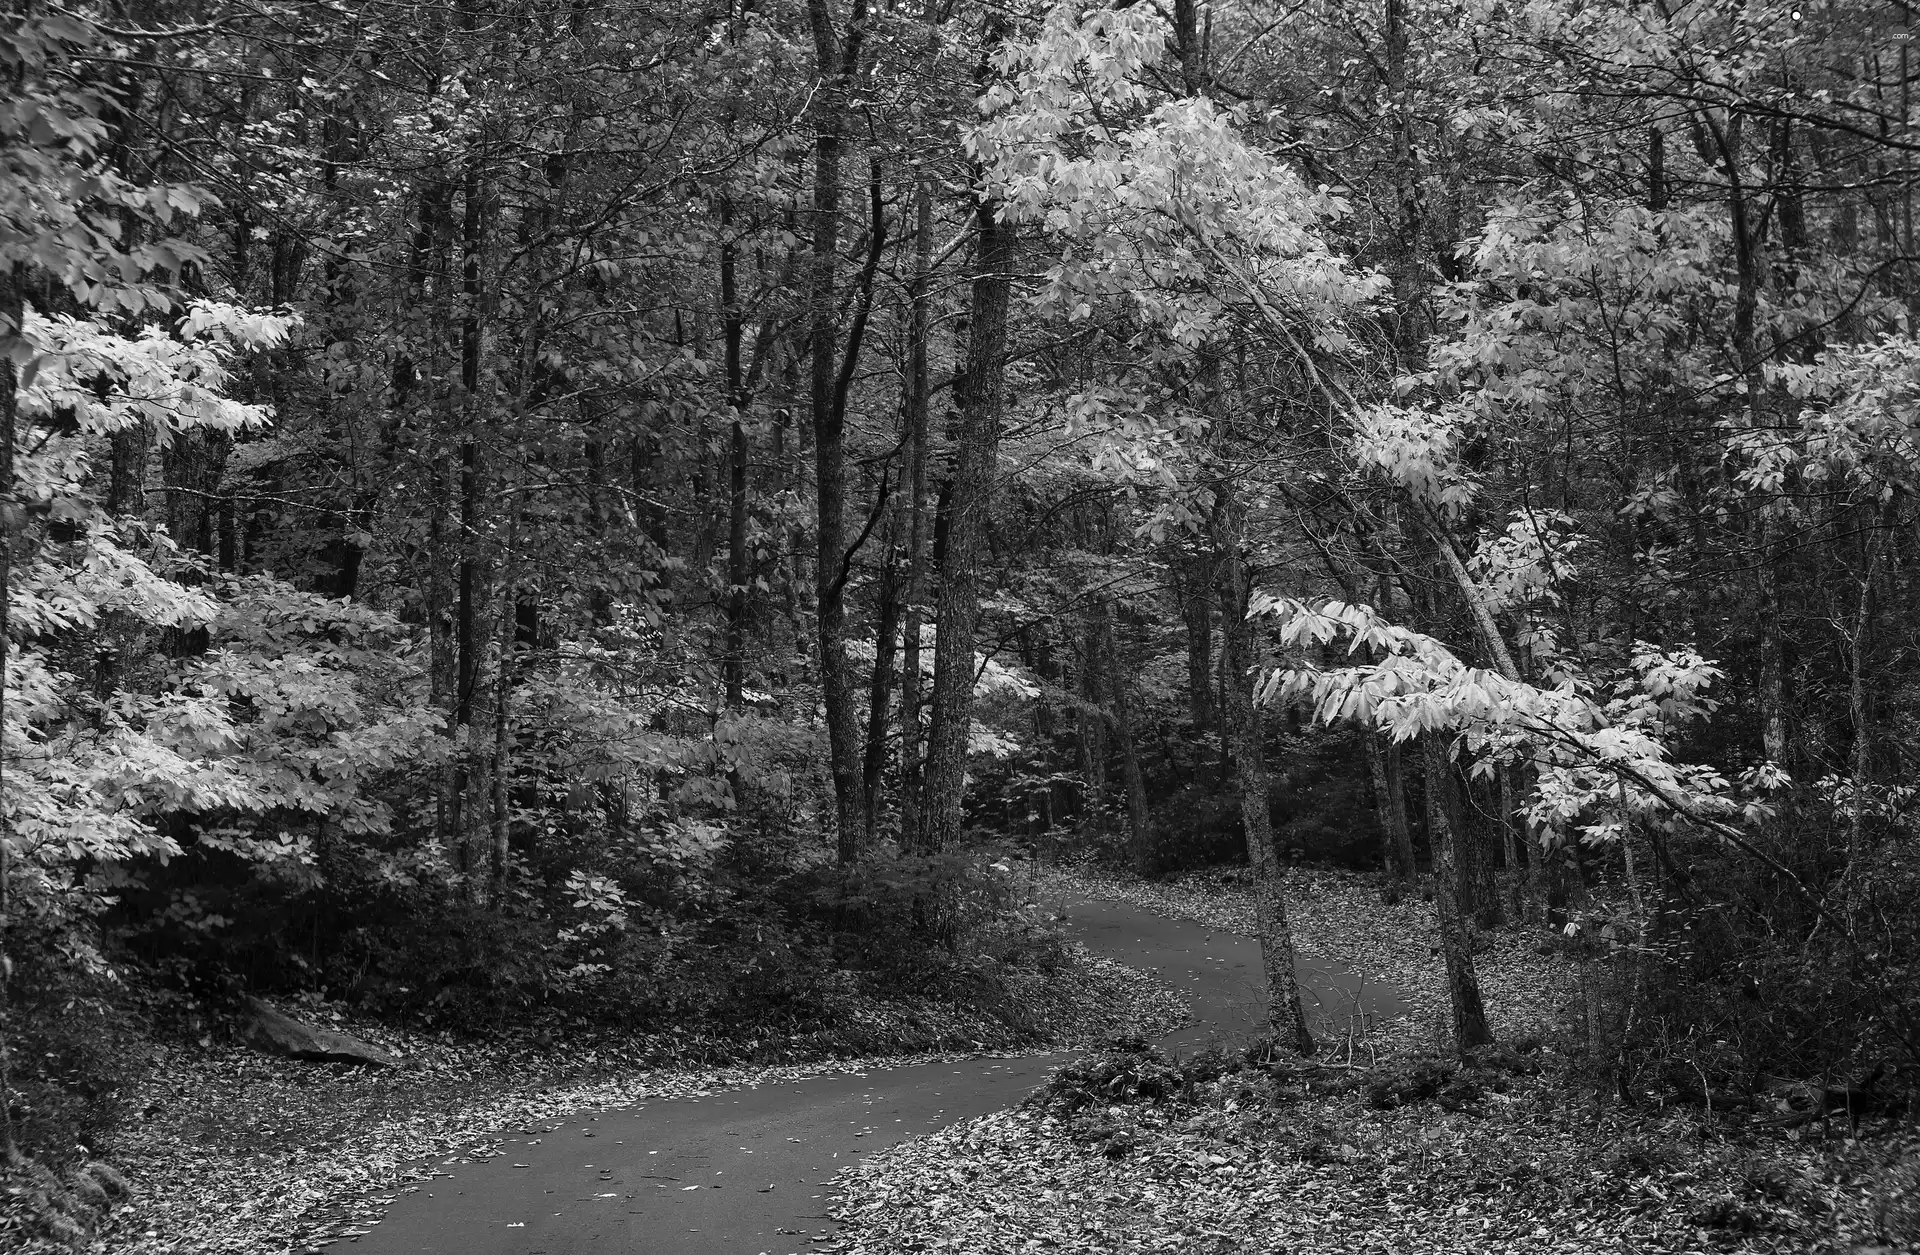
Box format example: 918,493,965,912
863,520,901,843
428,455,457,859
489,516,518,899
720,199,751,710
1845,505,1890,924
1384,0,1424,360
1423,733,1496,1054
1467,773,1506,928
1180,550,1215,730
1172,0,1205,93
1704,109,1793,767
109,426,150,518
1448,767,1504,929
1214,498,1315,1054
897,175,935,852
805,2,878,860
919,170,1014,855
1077,629,1109,840
1757,556,1790,764
1499,761,1530,922
453,149,490,896
1096,603,1155,871
1367,731,1416,883
1415,500,1521,682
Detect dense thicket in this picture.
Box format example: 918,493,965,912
5,0,1919,1167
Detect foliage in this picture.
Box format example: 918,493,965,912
1256,595,1746,847
1029,1036,1187,1115
8,0,1920,1197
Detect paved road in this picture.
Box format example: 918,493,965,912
354,893,1405,1255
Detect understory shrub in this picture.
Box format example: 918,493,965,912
1359,1049,1540,1113
1031,1037,1186,1114
1594,800,1920,1101
3,944,147,1171
1031,1037,1254,1115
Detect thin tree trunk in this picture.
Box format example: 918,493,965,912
1097,604,1155,871
863,525,901,843
720,201,751,710
1181,550,1215,731
1416,500,1521,682
1845,507,1889,924
897,176,935,852
1384,0,1423,359
426,456,460,860
1758,557,1790,764
217,479,238,573
1214,499,1315,1055
1423,734,1496,1054
454,145,490,897
1708,110,1793,767
1077,630,1109,840
1367,731,1416,883
1499,762,1528,922
489,515,519,899
919,164,1014,855
806,0,876,860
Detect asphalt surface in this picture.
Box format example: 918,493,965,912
353,892,1406,1255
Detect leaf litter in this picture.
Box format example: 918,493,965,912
823,863,1919,1254
72,947,1186,1255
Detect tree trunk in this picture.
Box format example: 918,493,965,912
897,176,935,852
1757,556,1790,764
1181,550,1215,730
163,434,204,558
918,174,1013,855
720,201,751,711
1423,734,1496,1054
1499,762,1529,922
1384,0,1424,360
489,525,518,899
806,0,875,862
863,524,901,843
427,456,458,859
1097,604,1155,871
1707,111,1793,767
1845,507,1889,924
453,146,491,898
1417,501,1521,682
1460,769,1505,929
109,425,150,517
1214,501,1315,1055
1367,731,1416,883
1077,631,1109,840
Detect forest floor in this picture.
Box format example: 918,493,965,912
21,946,1185,1255
1028,859,1576,1057
826,863,1920,1255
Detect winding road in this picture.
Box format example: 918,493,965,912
354,891,1405,1255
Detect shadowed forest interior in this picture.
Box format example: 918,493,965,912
3,0,1920,1249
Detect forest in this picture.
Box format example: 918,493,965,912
3,0,1920,1250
